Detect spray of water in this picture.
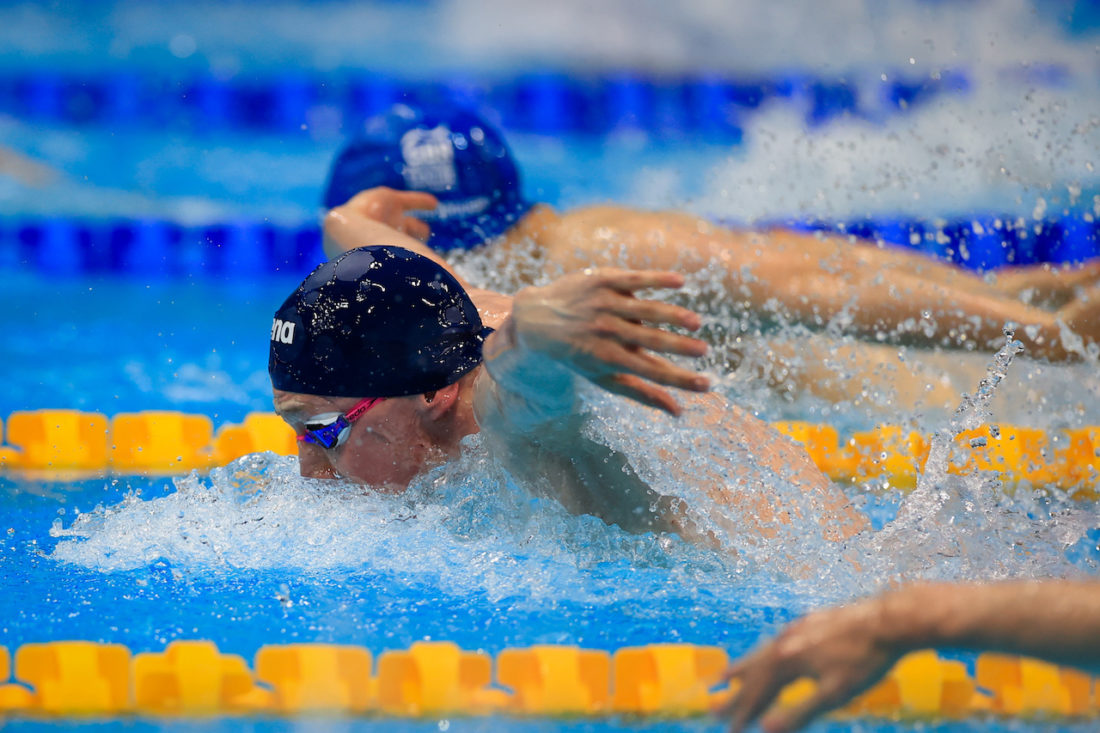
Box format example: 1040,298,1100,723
47,319,1099,622
856,328,1099,587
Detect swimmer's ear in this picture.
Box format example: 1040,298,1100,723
418,383,460,418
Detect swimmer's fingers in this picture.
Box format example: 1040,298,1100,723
591,342,710,395
401,216,432,242
758,683,852,733
386,191,436,241
584,268,687,295
391,190,440,212
604,295,703,333
593,374,681,416
599,317,708,358
343,187,439,237
346,187,439,213
589,270,705,337
715,653,790,733
717,605,898,733
715,634,820,732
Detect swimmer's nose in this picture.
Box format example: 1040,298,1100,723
297,446,337,480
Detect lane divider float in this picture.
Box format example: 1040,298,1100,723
0,68,967,136
0,642,1094,720
2,215,1095,280
0,410,1097,494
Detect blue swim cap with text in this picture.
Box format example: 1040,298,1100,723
324,104,533,253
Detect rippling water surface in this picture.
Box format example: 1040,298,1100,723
3,4,1100,731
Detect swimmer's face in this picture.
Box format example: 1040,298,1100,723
273,389,438,493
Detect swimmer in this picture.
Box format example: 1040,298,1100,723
717,579,1100,733
322,103,1100,363
269,228,868,548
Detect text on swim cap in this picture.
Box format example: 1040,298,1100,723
271,318,295,344
400,125,457,191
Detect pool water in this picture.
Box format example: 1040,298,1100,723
4,299,1100,732
2,271,287,421
4,1,1100,731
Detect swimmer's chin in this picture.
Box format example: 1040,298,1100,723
333,473,411,495
362,481,408,496
295,465,413,495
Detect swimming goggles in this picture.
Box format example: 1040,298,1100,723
296,397,385,449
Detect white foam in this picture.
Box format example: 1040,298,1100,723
695,83,1100,223
49,379,1093,603
858,333,1099,583
48,444,731,606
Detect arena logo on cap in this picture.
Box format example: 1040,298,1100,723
400,125,457,191
271,318,295,345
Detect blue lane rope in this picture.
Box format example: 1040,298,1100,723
0,219,323,278
0,69,972,135
1,214,1095,278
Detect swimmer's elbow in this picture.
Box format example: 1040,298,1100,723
322,207,360,240
321,207,340,230
322,209,355,259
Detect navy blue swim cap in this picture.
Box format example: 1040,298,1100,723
323,103,533,252
269,246,493,398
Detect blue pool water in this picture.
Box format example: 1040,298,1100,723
4,2,1100,731
3,270,288,421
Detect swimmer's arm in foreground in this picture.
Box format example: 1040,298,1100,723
471,269,714,536
717,580,1100,733
475,268,710,422
471,268,869,546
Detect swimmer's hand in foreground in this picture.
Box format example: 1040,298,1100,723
716,580,1100,733
480,268,710,419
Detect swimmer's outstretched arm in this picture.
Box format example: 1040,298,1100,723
991,259,1100,308
538,207,1096,360
717,580,1100,733
475,268,710,429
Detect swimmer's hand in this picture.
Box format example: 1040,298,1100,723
336,186,439,242
323,187,467,286
502,268,710,416
716,596,900,733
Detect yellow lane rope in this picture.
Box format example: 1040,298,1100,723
0,641,1094,719
0,410,1097,494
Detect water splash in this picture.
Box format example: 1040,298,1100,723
858,328,1098,585
884,329,1024,534
48,442,742,608
48,323,1098,610
48,384,870,609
